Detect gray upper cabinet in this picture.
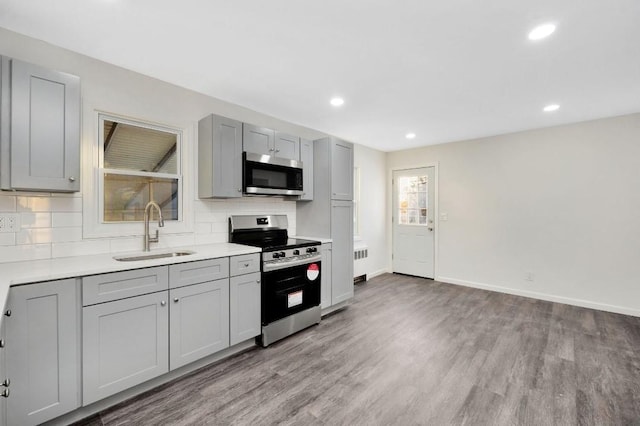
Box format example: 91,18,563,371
169,279,230,370
274,131,300,161
0,57,80,192
243,124,300,161
330,139,354,201
299,138,314,201
5,279,80,426
243,123,275,156
198,114,243,198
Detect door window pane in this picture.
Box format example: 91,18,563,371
398,175,428,226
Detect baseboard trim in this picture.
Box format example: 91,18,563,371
368,268,389,279
436,276,640,318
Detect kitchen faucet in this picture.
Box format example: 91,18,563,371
143,201,164,251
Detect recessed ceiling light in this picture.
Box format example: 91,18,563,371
528,23,556,41
405,133,416,139
330,97,344,107
543,104,560,112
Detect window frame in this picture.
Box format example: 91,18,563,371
83,111,193,239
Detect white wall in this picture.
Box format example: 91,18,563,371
388,113,640,316
0,28,326,263
354,144,388,278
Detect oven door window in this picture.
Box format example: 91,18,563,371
262,262,321,325
244,160,303,190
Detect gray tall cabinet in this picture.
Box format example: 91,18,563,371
0,56,80,192
297,137,354,309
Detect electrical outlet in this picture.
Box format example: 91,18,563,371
0,213,20,233
524,271,535,282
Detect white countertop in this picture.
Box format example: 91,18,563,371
0,242,261,323
292,235,333,244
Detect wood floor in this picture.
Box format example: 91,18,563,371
74,274,640,425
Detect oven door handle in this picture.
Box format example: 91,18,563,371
263,254,322,272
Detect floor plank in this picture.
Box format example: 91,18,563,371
73,274,640,425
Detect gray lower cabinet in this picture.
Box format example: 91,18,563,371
169,279,230,370
5,279,80,426
0,56,80,192
320,243,333,309
0,319,6,426
299,138,314,201
331,201,354,305
83,291,169,405
229,272,261,346
198,114,243,198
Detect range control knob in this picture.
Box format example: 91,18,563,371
293,249,300,255
272,253,280,259
279,251,286,258
306,247,318,253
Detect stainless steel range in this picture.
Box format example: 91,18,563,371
229,215,321,347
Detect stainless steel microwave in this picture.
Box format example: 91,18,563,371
243,152,304,196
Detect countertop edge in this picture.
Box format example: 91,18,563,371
0,242,262,328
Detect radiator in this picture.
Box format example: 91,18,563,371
354,241,368,282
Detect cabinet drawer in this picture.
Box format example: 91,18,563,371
230,253,260,277
83,266,169,306
169,258,229,289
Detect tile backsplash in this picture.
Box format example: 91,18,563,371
0,193,296,264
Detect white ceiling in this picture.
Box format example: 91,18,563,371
1,0,639,152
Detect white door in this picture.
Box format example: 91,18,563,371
392,167,435,278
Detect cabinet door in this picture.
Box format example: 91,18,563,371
274,131,300,161
198,114,243,198
320,244,332,309
83,291,169,405
169,280,229,370
0,57,9,191
6,279,80,426
331,201,354,304
243,123,274,156
299,138,314,201
9,59,80,192
330,139,354,200
229,272,261,346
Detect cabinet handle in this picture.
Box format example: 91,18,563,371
256,280,260,284
68,176,76,182
269,148,275,152
243,263,249,267
275,149,280,153
0,339,4,348
1,388,8,398
238,189,242,192
173,298,179,303
4,310,10,317
1,379,9,387
160,301,166,306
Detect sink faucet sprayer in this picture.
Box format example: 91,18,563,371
144,201,164,251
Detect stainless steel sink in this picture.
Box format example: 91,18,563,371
113,250,195,262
